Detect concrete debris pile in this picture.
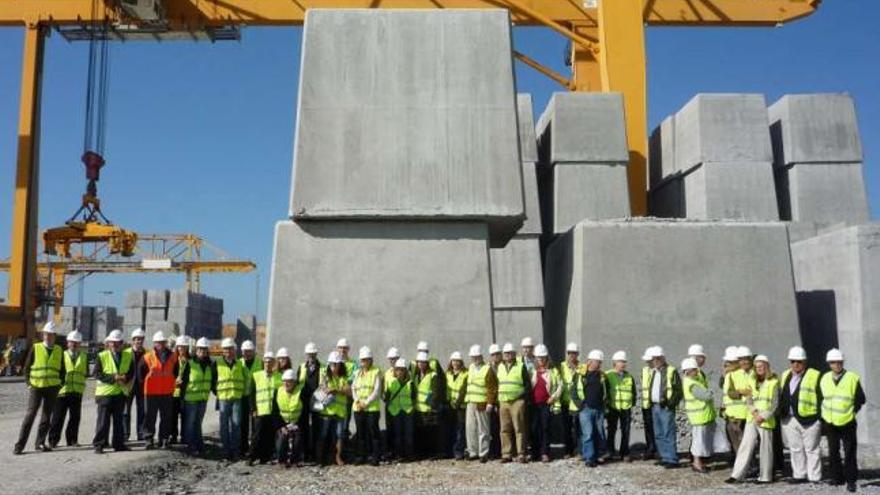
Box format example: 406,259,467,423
123,289,223,340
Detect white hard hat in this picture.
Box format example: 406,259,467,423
416,351,429,362
826,348,844,362
681,357,699,371
417,341,429,352
502,343,515,353
106,329,123,342
611,350,627,362
450,351,463,361
736,346,752,359
469,345,482,357
176,336,191,347
241,340,255,351
152,331,167,343
41,321,58,335
723,346,739,362
196,337,210,348
263,351,275,360
304,342,318,354
652,346,665,357
386,347,400,359
66,331,82,343
534,344,549,358
566,342,579,353
395,358,407,369
642,348,653,361
489,344,501,354
276,347,290,358
587,349,604,361
221,338,236,349
282,369,297,381
688,344,705,357
787,346,807,361
336,338,349,348
520,337,534,347
754,354,770,364
131,328,146,339
359,346,372,360
329,351,344,364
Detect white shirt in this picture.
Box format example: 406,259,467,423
651,368,662,403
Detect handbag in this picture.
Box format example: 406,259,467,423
311,388,334,412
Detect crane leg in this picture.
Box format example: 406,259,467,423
570,25,601,92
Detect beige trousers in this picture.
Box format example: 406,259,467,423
731,421,774,482
465,403,491,458
782,417,822,482
499,398,526,458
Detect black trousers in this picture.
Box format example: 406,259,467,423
354,411,381,462
143,395,174,443
250,415,277,462
170,396,184,442
296,408,320,461
448,408,467,458
489,408,501,458
606,408,632,457
240,396,252,455
15,385,59,450
389,413,414,460
123,389,145,441
642,407,656,456
530,403,552,458
93,395,126,449
48,393,82,446
416,412,441,459
826,420,858,485
276,424,303,464
564,408,581,456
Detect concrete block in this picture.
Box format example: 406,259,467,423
493,309,543,346
544,219,801,367
682,161,779,220
537,92,629,165
145,307,167,324
674,94,773,170
490,236,544,309
267,220,494,362
169,289,201,309
519,162,542,235
124,290,145,308
769,94,863,165
649,115,676,188
93,306,117,343
775,162,869,231
648,176,684,218
545,164,631,233
146,290,168,308
290,9,524,243
790,223,880,445
517,94,538,163
123,307,144,328
236,315,257,347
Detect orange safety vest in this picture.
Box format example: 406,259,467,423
143,350,179,396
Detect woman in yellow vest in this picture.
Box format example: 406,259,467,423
681,357,716,474
316,351,350,466
605,350,636,462
180,337,216,455
276,368,305,467
821,348,866,492
385,358,416,461
170,335,191,446
248,351,281,465
414,351,444,459
445,351,468,460
47,330,88,449
530,344,561,462
727,354,779,484
352,346,383,465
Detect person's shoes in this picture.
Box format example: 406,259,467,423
67,443,81,448
541,454,551,463
13,446,23,455
501,457,512,464
94,446,104,454
847,482,857,493
247,459,256,466
479,456,489,464
517,456,529,464
828,479,845,486
48,441,59,449
586,461,598,468
724,477,739,484
145,441,155,450
788,478,807,484
454,454,465,461
653,460,665,466
664,462,680,469
38,444,52,452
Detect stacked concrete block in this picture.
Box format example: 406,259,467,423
146,289,168,309
790,224,880,446
536,92,631,234
166,290,224,340
92,306,117,343
516,94,541,236
124,290,145,309
769,94,869,242
58,306,77,334
236,314,257,348
649,94,778,221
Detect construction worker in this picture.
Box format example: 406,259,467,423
572,349,607,467
497,343,530,463
688,344,708,385
14,321,65,454
519,337,536,373
779,346,823,484
639,347,657,461
276,368,305,467
445,351,468,460
383,346,401,459
728,354,780,484
217,338,246,461
316,351,350,466
239,339,262,457
170,335,191,445
92,330,134,454
719,345,741,462
487,343,503,458
681,357,715,474
561,342,582,458
821,348,865,492
140,331,179,449
464,345,496,463
336,338,356,378
48,330,88,448
297,342,321,462
529,344,561,462
385,358,416,462
180,337,216,455
352,346,382,465
249,350,280,465
276,347,292,375
605,350,636,462
412,341,442,374
414,351,444,459
123,327,147,441
648,346,682,468
725,346,755,454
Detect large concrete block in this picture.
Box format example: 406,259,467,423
493,309,543,347
649,115,676,188
544,219,801,368
648,176,684,218
145,307,167,324
169,290,202,310
537,92,629,165
236,315,257,348
267,220,494,362
519,162,542,235
122,307,144,328
489,236,544,309
517,94,538,163
146,290,168,309
290,9,524,243
682,162,779,220
124,290,145,308
776,162,869,231
769,94,863,165
543,164,631,233
791,224,880,445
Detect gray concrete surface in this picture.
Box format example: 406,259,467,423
517,93,538,163
777,162,869,234
519,162,542,235
124,290,145,308
290,9,524,243
769,94,863,165
648,175,684,218
648,115,676,188
489,236,544,309
493,308,543,346
536,92,629,165
146,289,168,309
542,163,631,233
266,220,494,362
682,161,779,220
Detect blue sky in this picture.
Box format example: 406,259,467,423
1,2,878,323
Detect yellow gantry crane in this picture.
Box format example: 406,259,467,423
0,0,821,337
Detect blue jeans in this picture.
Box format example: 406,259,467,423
218,400,242,459
184,401,207,452
651,404,678,464
578,407,606,463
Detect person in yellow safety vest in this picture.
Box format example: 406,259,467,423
727,354,780,484
276,368,306,468
718,345,739,464
385,347,401,390
297,342,321,463
316,351,350,466
169,335,191,446
414,351,445,459
605,350,636,462
681,357,716,474
352,346,383,465
529,344,561,462
688,344,709,386
647,346,682,468
385,358,417,461
47,330,87,449
382,346,401,461
821,348,865,493
445,351,469,460
561,342,582,458
725,345,755,455
335,338,356,444
497,343,530,463
779,346,823,484
91,329,134,454
639,346,658,461
217,338,246,461
239,339,262,457
249,351,281,465
572,349,608,467
487,343,503,459
180,337,216,455
14,321,65,455
464,345,497,463
519,337,536,374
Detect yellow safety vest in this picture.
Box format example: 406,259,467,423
353,366,381,413
725,369,754,420
173,358,188,398
446,370,468,409
298,360,322,382
562,363,580,412
682,376,716,426
497,361,525,403
241,358,263,396
781,368,821,418
820,371,860,427
30,344,63,388
185,360,213,403
748,375,779,430
216,360,246,401
95,350,133,397
605,369,635,411
384,368,396,392
59,350,87,396
320,373,349,419
415,371,437,413
277,382,305,424
465,364,490,404
386,377,414,416
253,370,281,416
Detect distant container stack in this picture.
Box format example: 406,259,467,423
123,289,223,340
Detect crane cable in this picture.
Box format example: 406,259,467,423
83,0,110,157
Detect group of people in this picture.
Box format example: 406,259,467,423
13,322,867,492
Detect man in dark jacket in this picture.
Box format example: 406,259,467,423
647,347,682,468
14,322,66,454
123,328,147,441
297,342,322,461
573,349,608,467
